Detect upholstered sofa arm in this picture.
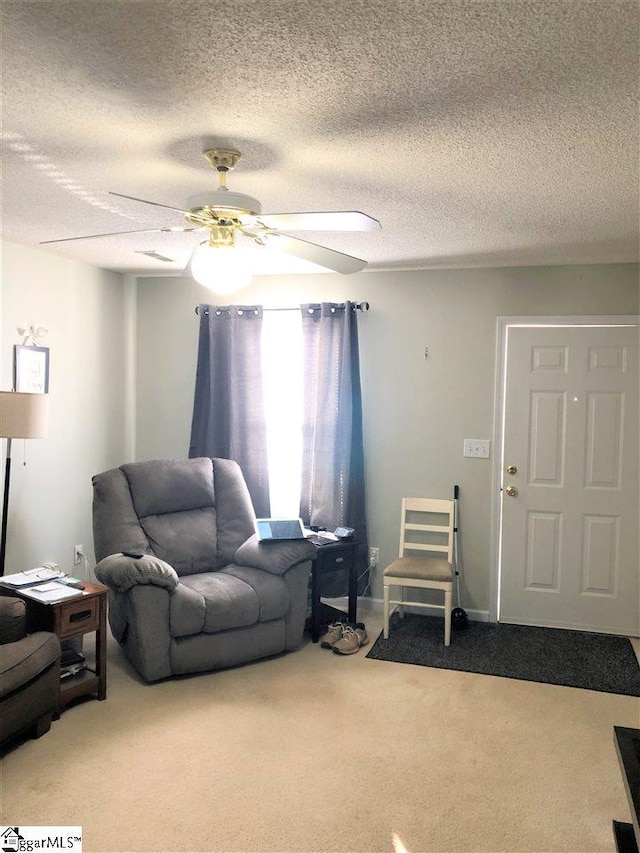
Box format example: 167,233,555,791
0,597,27,645
0,631,61,699
95,553,179,594
233,534,315,575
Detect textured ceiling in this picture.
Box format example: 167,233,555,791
1,0,638,276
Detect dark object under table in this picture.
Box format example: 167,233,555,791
613,726,640,853
309,539,359,642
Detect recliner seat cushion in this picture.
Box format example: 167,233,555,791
170,569,290,638
221,565,290,622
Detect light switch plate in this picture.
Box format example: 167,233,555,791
464,439,490,458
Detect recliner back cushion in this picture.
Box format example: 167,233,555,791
122,459,218,575
140,508,218,575
122,458,215,517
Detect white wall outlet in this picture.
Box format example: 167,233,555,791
463,439,491,458
369,547,380,568
73,545,84,566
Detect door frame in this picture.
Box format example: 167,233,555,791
489,315,639,623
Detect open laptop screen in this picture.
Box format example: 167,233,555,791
255,518,306,542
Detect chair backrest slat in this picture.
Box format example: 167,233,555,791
401,542,449,553
398,496,455,561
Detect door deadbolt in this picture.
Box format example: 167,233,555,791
505,485,518,497
506,464,517,475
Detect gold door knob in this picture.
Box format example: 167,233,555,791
506,464,517,475
505,485,518,497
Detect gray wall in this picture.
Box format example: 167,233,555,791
3,242,636,610
1,239,128,573
135,263,639,613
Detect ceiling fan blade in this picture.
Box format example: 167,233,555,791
250,211,380,232
269,234,367,274
109,191,190,214
40,226,199,245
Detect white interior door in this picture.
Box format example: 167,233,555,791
499,324,639,635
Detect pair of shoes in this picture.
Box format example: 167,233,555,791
319,621,368,654
330,622,369,655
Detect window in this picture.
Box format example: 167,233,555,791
261,311,304,517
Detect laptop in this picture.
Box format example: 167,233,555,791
255,518,306,542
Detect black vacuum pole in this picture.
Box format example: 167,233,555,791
451,484,469,630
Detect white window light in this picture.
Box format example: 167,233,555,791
261,311,304,517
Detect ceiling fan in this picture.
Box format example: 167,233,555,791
41,148,381,291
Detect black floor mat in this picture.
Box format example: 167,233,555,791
366,614,640,696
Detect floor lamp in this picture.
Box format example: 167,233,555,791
0,391,49,576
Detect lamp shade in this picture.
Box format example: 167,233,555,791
188,241,253,295
0,391,49,439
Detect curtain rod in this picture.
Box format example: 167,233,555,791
195,302,370,316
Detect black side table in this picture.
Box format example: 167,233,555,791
309,539,359,642
613,726,640,853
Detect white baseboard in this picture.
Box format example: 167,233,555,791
325,596,491,623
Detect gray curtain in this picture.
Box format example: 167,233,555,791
189,304,270,518
300,302,368,589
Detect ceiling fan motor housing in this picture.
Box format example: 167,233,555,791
203,148,241,172
184,191,263,224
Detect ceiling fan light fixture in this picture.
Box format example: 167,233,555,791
188,240,253,295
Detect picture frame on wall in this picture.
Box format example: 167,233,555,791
14,344,50,393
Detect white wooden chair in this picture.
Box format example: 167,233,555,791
383,497,455,646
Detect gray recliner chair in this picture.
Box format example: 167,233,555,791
92,457,314,683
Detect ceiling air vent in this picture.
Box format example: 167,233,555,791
134,250,174,262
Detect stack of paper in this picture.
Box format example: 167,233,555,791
1,567,64,587
19,582,84,603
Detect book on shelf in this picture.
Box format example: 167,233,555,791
18,581,85,604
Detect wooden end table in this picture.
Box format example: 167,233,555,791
3,580,108,710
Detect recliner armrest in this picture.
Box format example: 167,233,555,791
94,553,179,593
0,596,27,645
0,631,60,698
233,534,315,575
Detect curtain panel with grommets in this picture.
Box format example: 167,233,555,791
299,301,369,592
189,304,270,518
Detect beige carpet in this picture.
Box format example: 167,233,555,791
1,602,638,853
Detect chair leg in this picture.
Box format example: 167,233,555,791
383,582,390,638
398,586,405,620
444,588,452,646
